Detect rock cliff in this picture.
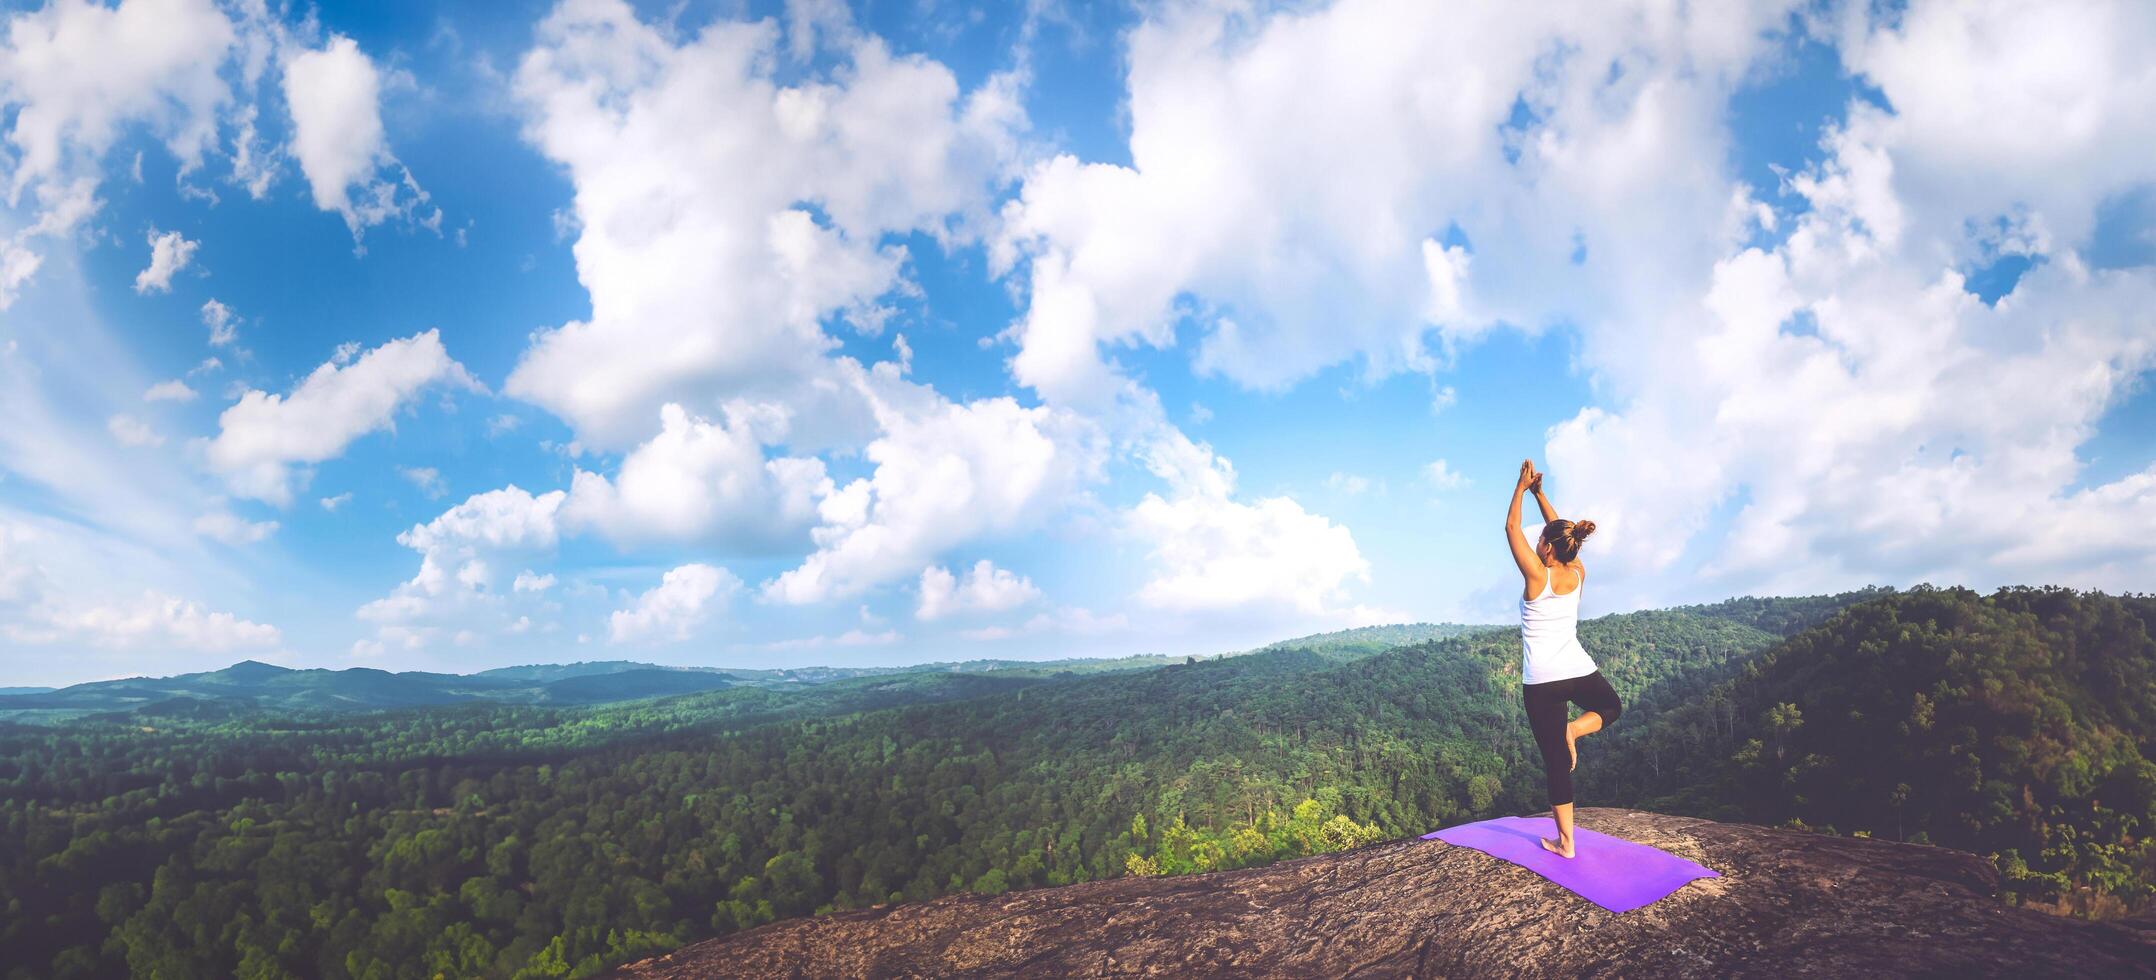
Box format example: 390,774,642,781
611,808,2154,978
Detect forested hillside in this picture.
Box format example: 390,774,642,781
1,586,2148,978
1250,622,1493,658
1604,586,2156,917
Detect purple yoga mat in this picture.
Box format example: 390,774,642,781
1421,815,1719,913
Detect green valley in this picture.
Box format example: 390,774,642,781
1,587,2150,978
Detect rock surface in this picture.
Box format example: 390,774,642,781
611,808,2155,978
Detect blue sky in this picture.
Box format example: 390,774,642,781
2,0,2153,686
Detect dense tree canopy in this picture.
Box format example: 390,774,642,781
1,586,2147,977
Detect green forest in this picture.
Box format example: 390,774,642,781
1,585,2150,978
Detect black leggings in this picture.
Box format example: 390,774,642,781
1523,671,1623,808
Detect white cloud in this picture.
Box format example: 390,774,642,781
106,413,161,447
1424,459,1466,491
281,34,434,239
1126,430,1369,617
1326,472,1373,495
764,382,1106,604
350,624,431,658
143,379,196,402
205,330,478,505
975,0,2156,608
0,0,236,308
26,591,280,651
395,485,566,558
916,559,1041,620
352,486,567,652
504,0,1023,449
990,0,1789,408
133,228,199,293
193,509,277,545
1519,1,2156,603
513,570,555,593
1,520,278,653
610,562,739,643
319,492,352,511
200,297,238,346
398,465,446,499
560,402,829,551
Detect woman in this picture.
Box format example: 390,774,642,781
1505,459,1620,858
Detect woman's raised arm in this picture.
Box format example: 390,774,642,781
1529,470,1560,524
1506,460,1543,579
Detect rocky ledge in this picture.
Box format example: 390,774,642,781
611,808,2155,978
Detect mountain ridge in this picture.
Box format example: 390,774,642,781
0,651,1193,719
4,586,2144,978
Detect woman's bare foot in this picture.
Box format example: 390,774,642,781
1566,726,1579,772
1539,835,1575,859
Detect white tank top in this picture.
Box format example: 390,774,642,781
1520,562,1597,685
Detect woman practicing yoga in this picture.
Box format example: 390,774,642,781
1505,459,1620,859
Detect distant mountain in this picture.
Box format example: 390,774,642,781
0,652,1183,721
0,660,732,718
533,668,734,704
1251,622,1497,658
7,586,2150,978
475,660,671,683
1671,586,1898,636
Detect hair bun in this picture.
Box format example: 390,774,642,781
1571,520,1597,542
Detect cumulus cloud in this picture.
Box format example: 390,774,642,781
1424,459,1467,491
143,379,196,402
560,402,830,551
916,559,1041,620
394,486,566,558
352,486,567,652
21,590,280,651
281,34,434,240
205,330,478,505
133,228,198,293
0,521,278,652
512,570,555,593
1124,428,1370,617
200,297,238,346
992,0,1793,406
986,0,2156,608
504,0,1023,449
0,0,235,307
398,465,446,499
763,379,1107,604
1527,0,2156,603
106,413,161,447
610,562,739,643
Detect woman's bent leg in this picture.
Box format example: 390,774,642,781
1573,671,1623,729
1524,679,1576,819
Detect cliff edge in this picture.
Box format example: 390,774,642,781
610,808,2154,978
